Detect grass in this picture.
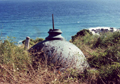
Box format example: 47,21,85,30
0,37,83,84
71,29,120,83
0,30,120,84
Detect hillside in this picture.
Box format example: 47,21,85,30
0,30,120,84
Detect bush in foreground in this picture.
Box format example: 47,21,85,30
0,37,84,84
0,30,120,83
71,29,120,83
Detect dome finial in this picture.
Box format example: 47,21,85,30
52,14,54,30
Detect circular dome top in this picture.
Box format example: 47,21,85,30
29,29,89,72
45,29,65,40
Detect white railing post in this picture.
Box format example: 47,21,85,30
25,36,30,49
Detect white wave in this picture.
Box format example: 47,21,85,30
88,27,118,31
18,40,23,44
77,21,80,23
86,27,119,35
0,37,6,41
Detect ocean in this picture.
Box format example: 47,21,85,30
0,0,120,44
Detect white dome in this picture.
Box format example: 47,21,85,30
29,29,89,72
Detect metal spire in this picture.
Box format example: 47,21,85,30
52,14,54,30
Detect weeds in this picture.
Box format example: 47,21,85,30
0,37,33,83
0,29,120,83
0,37,85,84
71,29,120,83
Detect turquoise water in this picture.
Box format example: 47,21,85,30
0,0,120,43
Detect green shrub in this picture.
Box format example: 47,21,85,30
0,37,32,71
93,32,120,48
71,30,120,83
0,29,120,83
71,29,92,42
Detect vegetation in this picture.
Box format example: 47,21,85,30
71,29,120,84
0,30,120,83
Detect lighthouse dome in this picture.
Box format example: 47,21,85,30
29,29,89,72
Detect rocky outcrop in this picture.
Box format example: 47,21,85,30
89,27,119,35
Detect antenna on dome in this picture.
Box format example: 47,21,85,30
52,14,54,30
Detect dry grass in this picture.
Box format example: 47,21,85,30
71,30,120,84
0,57,85,84
1,30,120,84
0,39,86,84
